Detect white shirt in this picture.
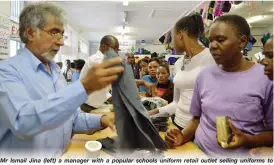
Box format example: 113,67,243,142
79,50,112,108
159,48,215,128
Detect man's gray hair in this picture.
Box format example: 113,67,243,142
19,3,66,43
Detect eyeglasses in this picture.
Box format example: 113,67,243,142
39,28,68,41
105,44,121,52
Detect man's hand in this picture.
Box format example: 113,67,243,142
100,115,116,131
143,81,157,97
81,57,124,94
164,129,184,148
226,120,248,149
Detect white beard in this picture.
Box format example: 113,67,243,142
41,50,55,61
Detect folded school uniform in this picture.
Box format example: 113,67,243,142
103,49,167,155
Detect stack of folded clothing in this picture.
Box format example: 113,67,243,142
141,97,168,111
150,112,170,132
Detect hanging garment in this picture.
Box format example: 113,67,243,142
233,1,243,5
261,33,271,46
104,49,168,152
245,35,257,51
221,1,232,12
214,1,223,17
207,1,215,20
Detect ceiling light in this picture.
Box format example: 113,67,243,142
123,35,129,40
248,23,252,28
246,15,265,24
150,10,155,18
120,26,129,34
116,35,128,40
123,0,129,6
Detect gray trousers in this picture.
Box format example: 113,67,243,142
104,50,167,151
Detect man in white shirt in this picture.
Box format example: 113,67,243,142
80,35,120,109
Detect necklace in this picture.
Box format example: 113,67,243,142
181,44,202,71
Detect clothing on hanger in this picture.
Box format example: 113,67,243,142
207,1,215,20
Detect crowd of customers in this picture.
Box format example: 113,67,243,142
0,2,272,159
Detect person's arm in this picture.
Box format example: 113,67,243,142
181,116,200,144
227,82,273,149
149,86,179,116
227,121,273,149
227,83,273,149
72,108,104,134
73,108,116,135
0,68,87,139
139,76,149,93
245,132,273,148
181,74,203,144
0,57,124,139
243,88,273,148
135,79,145,87
136,79,157,96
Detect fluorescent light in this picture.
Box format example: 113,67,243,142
119,26,129,34
116,35,128,40
247,15,265,24
150,10,155,18
123,0,129,6
122,35,129,40
248,23,252,28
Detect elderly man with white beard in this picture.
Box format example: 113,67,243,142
0,3,124,158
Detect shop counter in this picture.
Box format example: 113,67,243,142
62,105,206,158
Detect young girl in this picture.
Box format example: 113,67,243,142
156,64,174,103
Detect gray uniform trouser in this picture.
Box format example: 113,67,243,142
104,50,167,151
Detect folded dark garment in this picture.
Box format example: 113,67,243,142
150,112,169,123
143,100,158,111
150,112,170,132
155,126,168,132
104,49,167,152
153,123,168,127
97,136,120,157
151,117,169,124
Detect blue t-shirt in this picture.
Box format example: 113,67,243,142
72,72,80,82
139,75,173,94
